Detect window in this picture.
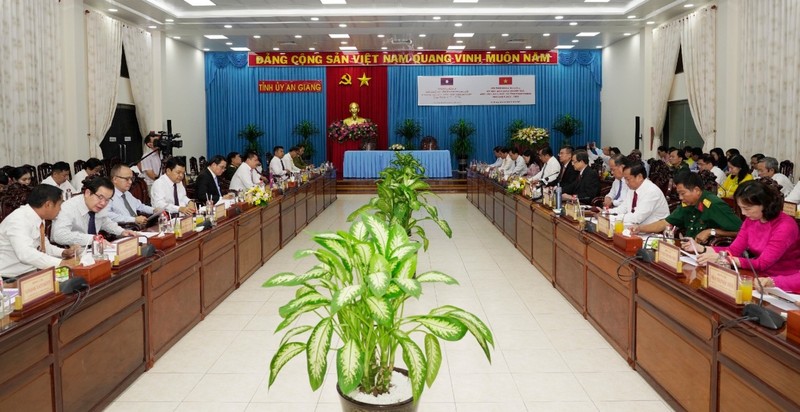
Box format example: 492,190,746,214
100,104,143,163
664,100,703,149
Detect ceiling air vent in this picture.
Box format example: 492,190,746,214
278,41,297,46
506,38,525,44
391,38,412,45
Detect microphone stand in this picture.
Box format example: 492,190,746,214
741,250,786,330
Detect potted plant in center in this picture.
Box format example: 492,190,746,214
450,119,476,173
293,120,319,162
239,123,265,155
552,114,583,146
394,119,422,150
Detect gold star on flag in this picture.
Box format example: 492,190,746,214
357,73,371,86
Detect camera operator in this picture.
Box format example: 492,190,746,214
139,133,162,190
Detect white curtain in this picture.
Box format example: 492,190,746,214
0,0,65,165
739,0,800,165
122,26,154,139
650,22,682,145
85,12,122,158
682,6,717,151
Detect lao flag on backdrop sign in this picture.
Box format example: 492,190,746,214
440,77,454,86
499,77,513,85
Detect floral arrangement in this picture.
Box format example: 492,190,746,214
513,126,550,147
389,143,405,151
327,120,378,143
506,176,528,194
245,184,272,207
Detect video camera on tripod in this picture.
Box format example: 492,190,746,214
149,119,183,157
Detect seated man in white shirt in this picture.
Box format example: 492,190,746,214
150,157,197,216
603,154,630,208
757,157,795,197
231,151,266,192
51,176,136,247
610,160,670,227
489,146,504,168
71,157,103,191
41,161,77,197
0,185,78,280
282,146,302,173
269,146,288,178
529,146,561,187
108,164,155,226
498,147,513,174
139,134,162,189
506,147,527,176
696,154,726,186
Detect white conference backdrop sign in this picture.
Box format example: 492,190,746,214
417,75,535,106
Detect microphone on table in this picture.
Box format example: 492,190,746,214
635,234,659,263
741,250,786,330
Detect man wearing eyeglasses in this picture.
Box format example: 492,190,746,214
51,176,137,246
108,164,155,225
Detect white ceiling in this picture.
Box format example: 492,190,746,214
86,0,711,52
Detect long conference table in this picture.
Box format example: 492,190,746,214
0,172,336,411
343,150,452,178
467,171,800,412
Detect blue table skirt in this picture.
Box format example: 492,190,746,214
343,150,453,178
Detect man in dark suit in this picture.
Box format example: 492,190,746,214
562,150,601,204
195,155,229,204
556,145,579,188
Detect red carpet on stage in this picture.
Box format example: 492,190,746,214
325,66,388,174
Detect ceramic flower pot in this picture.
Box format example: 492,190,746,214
336,368,417,412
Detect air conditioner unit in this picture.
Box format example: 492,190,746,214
391,38,412,45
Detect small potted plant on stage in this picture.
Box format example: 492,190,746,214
293,120,319,162
552,113,583,145
239,123,265,155
394,119,422,150
450,119,476,173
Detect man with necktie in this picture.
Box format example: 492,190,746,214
150,157,196,216
610,160,670,227
603,154,630,208
561,150,601,204
556,146,579,188
108,164,156,225
231,151,266,192
195,155,234,203
269,146,288,178
51,176,136,246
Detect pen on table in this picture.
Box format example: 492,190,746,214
688,238,700,256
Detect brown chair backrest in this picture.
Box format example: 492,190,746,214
74,160,85,173
189,157,199,175
198,156,208,171
0,183,33,223
780,160,794,182
38,163,53,181
420,136,438,150
128,176,151,206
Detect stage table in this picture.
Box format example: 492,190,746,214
343,150,452,178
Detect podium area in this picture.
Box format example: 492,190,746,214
343,150,453,179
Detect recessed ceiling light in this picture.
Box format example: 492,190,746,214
454,33,475,37
584,0,610,2
340,41,348,44
453,0,479,3
417,46,424,50
108,8,118,12
230,47,250,51
340,46,358,51
310,17,319,21
627,15,636,19
456,40,464,44
295,35,302,38
576,32,599,37
684,3,694,7
377,34,385,38
419,34,427,37
224,24,232,28
525,45,532,49
321,0,346,4
501,33,509,37
273,47,280,51
433,16,441,20
173,36,182,39
555,16,564,20
225,42,232,45
339,24,347,28
569,22,578,26
184,0,216,5
148,25,157,29
572,40,579,43
646,21,655,25
309,47,316,51
381,46,388,50
203,48,210,51
204,35,228,39
624,33,631,36
543,33,550,37
253,35,261,39
489,46,496,49
454,23,463,27
554,45,574,49
329,34,350,39
448,45,466,50
165,19,174,22
596,45,602,48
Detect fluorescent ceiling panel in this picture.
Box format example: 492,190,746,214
453,33,475,37
329,34,350,38
576,32,599,37
230,47,250,51
204,34,228,39
184,0,215,5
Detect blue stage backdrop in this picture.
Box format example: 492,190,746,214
205,53,327,165
205,50,600,168
387,50,602,164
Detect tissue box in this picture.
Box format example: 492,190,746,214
613,233,643,256
148,232,176,250
72,259,112,285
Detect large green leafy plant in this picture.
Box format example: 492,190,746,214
346,153,452,250
450,119,476,159
394,118,423,150
293,120,319,160
263,214,494,401
239,123,265,155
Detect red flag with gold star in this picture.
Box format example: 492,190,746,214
499,76,513,85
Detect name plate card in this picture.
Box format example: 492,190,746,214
783,201,798,217
706,263,739,300
564,203,579,220
655,241,683,273
15,267,57,310
112,237,139,263
215,204,226,221
596,215,613,239
179,217,194,237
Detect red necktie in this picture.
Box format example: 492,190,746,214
631,191,638,213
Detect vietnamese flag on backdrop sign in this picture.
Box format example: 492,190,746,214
499,76,513,85
325,66,388,175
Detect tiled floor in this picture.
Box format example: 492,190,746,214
106,194,673,412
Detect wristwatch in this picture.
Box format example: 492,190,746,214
710,228,717,237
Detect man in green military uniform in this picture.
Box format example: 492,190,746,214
667,147,690,175
293,145,308,169
631,172,741,244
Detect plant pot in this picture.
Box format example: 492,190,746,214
456,156,468,172
336,368,417,412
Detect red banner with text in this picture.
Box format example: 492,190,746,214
249,50,558,67
257,80,322,93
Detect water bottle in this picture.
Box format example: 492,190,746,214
64,188,72,200
91,235,104,259
555,184,562,210
716,251,732,269
158,213,168,234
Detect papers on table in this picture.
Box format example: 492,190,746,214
754,287,800,312
679,248,699,266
